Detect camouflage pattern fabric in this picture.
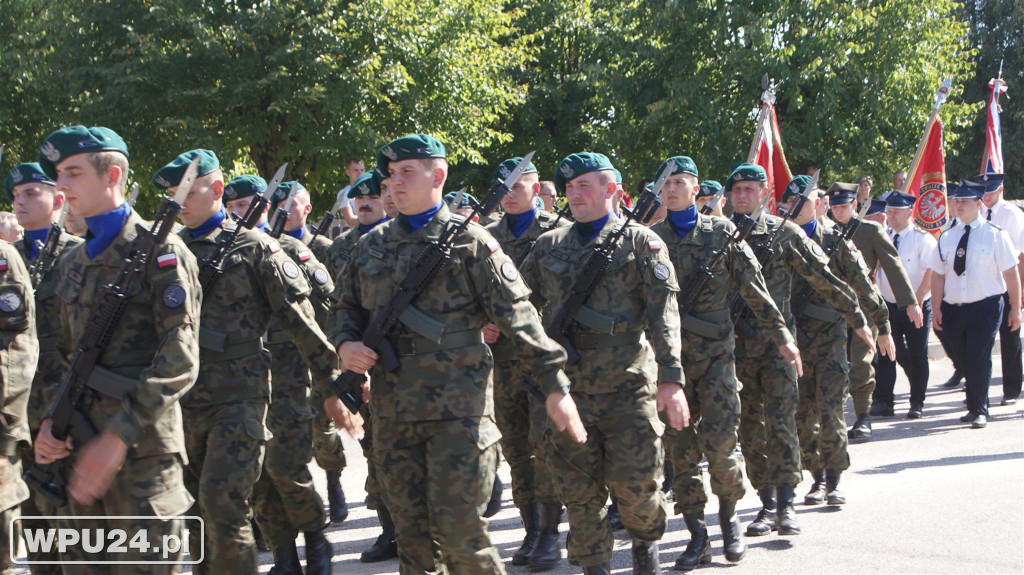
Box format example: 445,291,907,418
520,214,681,567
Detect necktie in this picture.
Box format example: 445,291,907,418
953,225,970,276
987,208,993,221
892,232,901,251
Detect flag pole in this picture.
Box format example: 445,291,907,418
901,77,952,194
746,74,779,162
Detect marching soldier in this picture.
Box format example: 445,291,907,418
728,165,872,539
330,135,584,575
483,156,570,571
649,156,798,569
520,152,690,574
33,126,199,570
6,161,82,574
153,150,355,574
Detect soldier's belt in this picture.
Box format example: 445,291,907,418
681,309,731,339
570,330,643,350
393,329,484,357
263,328,291,346
802,302,841,323
86,365,144,400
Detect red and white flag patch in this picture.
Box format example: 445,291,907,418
157,253,178,269
486,238,500,253
298,250,312,261
649,240,662,251
0,259,7,272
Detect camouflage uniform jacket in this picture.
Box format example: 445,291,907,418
53,210,200,458
851,219,917,307
0,242,37,510
520,214,684,394
485,210,570,363
651,213,792,362
734,213,867,352
14,232,83,430
325,225,368,284
796,219,890,335
329,203,570,420
180,217,340,407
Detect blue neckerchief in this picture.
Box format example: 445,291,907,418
801,219,818,239
359,216,389,235
286,226,306,241
191,207,227,239
397,202,443,233
84,202,131,259
574,213,611,244
26,228,50,260
668,206,698,238
508,208,537,239
256,222,268,232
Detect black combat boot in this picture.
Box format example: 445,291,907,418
776,485,801,536
268,540,302,575
483,473,503,518
718,498,746,563
325,469,348,523
528,503,562,572
360,507,398,563
943,368,964,388
607,497,623,531
512,503,540,565
303,525,334,575
804,470,826,505
825,470,846,505
745,487,777,536
673,512,711,570
631,539,659,575
848,414,872,442
582,563,612,575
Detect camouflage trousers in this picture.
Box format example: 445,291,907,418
252,385,326,549
663,350,745,514
57,453,193,575
0,504,17,573
847,325,879,417
0,453,26,574
184,400,268,575
18,441,61,575
796,320,852,472
736,335,802,489
493,361,559,507
312,413,347,472
542,386,666,568
374,416,505,575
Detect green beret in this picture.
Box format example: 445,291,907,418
724,163,767,192
444,191,475,209
697,180,722,199
827,182,858,205
224,175,267,201
377,134,446,174
347,172,379,199
490,157,538,188
612,168,623,185
5,162,55,200
553,152,615,195
152,149,220,190
270,181,306,211
38,125,128,180
781,175,812,203
655,156,699,184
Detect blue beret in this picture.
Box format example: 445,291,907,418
224,175,267,201
827,182,858,205
377,135,446,174
951,180,985,200
725,163,767,192
885,191,916,209
697,180,722,199
491,157,538,189
38,125,128,180
5,162,55,200
655,156,699,184
347,172,379,199
976,172,1004,193
152,149,220,190
866,198,888,216
553,152,615,195
270,181,306,211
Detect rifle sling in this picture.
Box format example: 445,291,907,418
199,326,265,362
398,305,447,343
802,302,841,324
575,304,616,334
681,308,731,339
393,329,484,357
86,365,144,401
570,330,643,350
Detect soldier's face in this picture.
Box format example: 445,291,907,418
284,191,312,231
177,177,223,229
830,202,854,224
565,170,615,223
662,173,698,212
816,193,830,218
388,159,444,215
354,195,384,225
694,195,720,215
789,193,819,225
54,155,119,219
886,207,912,229
225,195,268,224
11,183,60,231
380,179,397,217
501,173,540,216
729,181,764,215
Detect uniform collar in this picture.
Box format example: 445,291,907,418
358,216,389,235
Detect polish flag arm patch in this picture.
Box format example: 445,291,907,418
157,253,178,269
648,240,662,251
0,259,7,272
298,250,312,261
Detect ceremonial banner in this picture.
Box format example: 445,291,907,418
980,74,1007,174
905,117,948,234
747,77,793,214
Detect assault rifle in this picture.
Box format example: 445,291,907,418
24,157,200,505
28,203,70,288
330,152,536,413
308,211,335,245
268,180,297,239
699,183,726,216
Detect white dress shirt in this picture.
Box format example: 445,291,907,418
986,199,1024,252
929,218,1020,304
879,224,937,304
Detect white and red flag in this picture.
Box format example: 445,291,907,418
980,72,1007,175
903,78,952,235
747,78,793,214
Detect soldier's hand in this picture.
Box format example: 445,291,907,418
325,397,365,441
1009,307,1022,332
876,333,896,359
34,419,73,464
854,326,875,349
906,304,924,329
657,382,690,430
338,341,378,374
932,308,943,331
482,323,500,345
545,392,587,443
779,343,803,377
68,430,127,506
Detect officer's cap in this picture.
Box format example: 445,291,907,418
950,180,985,200
4,162,55,200
827,182,859,205
376,135,446,174
865,198,888,216
38,125,128,180
224,175,267,201
152,149,220,190
885,191,916,209
976,172,1004,193
553,152,615,195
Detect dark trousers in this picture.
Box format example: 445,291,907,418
999,291,1023,400
937,295,1003,416
875,299,932,407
